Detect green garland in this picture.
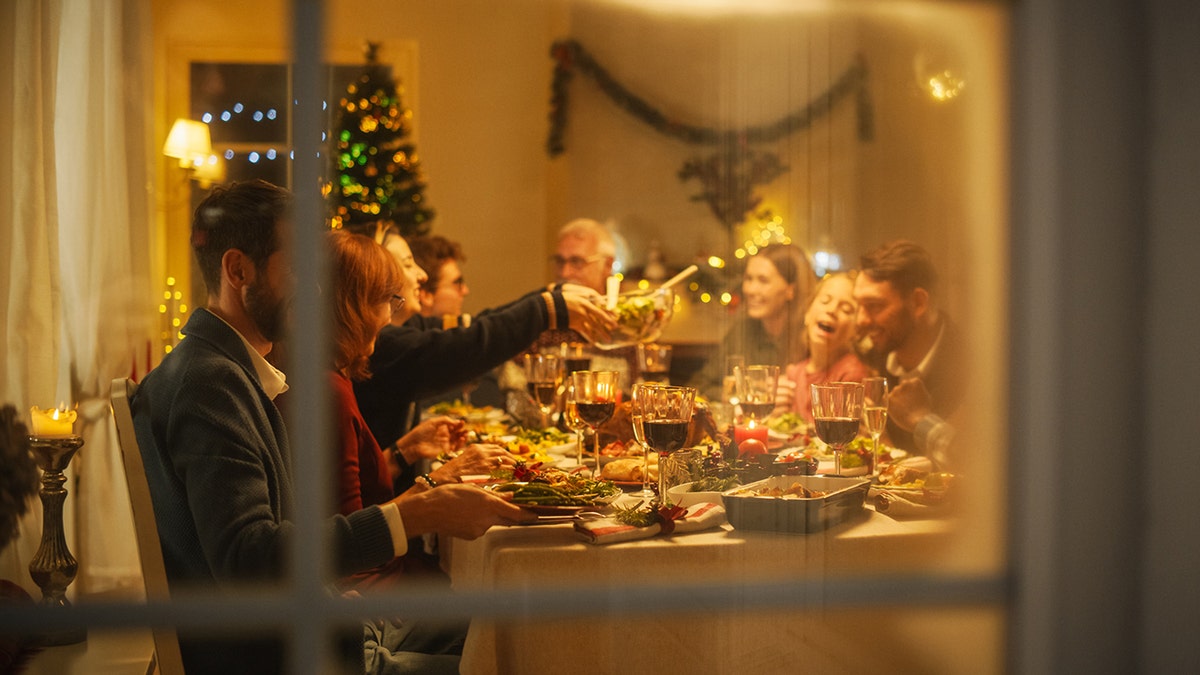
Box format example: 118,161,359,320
546,39,873,157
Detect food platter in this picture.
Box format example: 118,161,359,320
487,475,621,510
722,475,870,534
518,504,588,517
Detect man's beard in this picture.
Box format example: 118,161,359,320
245,278,289,343
870,310,915,357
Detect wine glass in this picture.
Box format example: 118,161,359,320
524,352,563,428
630,382,663,497
861,377,889,475
562,342,592,375
733,365,779,449
562,381,590,471
810,382,864,476
722,355,745,408
735,364,780,422
636,343,672,385
638,385,696,503
570,370,620,477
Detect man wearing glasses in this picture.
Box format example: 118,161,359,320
551,218,616,294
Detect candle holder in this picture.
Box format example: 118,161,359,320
27,434,87,646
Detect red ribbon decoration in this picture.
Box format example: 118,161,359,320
656,504,687,535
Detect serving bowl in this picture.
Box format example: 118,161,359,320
592,287,675,349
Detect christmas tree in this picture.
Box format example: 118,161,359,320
329,43,434,236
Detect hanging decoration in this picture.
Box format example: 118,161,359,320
546,39,873,229
329,42,434,236
677,149,789,230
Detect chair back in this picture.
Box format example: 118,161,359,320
111,377,186,675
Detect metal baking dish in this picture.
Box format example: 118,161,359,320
721,475,870,534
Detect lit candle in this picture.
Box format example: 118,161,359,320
30,404,77,438
733,419,769,447
606,276,620,310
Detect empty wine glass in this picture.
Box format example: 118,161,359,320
810,382,864,476
861,377,889,474
638,385,696,503
722,355,745,408
524,352,563,428
570,370,619,477
735,364,780,422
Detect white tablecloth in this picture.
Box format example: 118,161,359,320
442,508,1003,674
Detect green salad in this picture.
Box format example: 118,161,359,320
613,295,660,331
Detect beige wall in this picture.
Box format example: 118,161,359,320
151,1,1005,324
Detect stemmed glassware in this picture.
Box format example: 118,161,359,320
810,382,864,477
861,377,889,475
562,342,592,375
735,364,780,423
562,381,590,471
637,385,696,503
636,343,672,385
722,356,745,408
629,382,661,497
570,370,620,477
524,352,563,428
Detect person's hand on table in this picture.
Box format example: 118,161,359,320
429,443,514,484
394,483,535,539
887,378,934,432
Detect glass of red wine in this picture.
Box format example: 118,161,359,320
524,352,563,428
561,383,591,471
636,343,672,384
562,342,593,375
629,382,663,497
570,370,620,477
810,382,864,476
638,384,696,503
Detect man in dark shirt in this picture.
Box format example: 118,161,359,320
132,181,529,674
853,240,967,454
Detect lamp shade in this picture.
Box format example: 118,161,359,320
163,119,212,168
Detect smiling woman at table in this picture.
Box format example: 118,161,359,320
687,244,816,400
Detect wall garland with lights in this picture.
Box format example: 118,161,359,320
546,39,873,230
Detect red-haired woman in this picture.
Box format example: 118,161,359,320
327,230,520,673
327,230,513,521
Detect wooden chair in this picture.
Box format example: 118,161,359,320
111,377,186,675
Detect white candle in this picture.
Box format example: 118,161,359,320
30,404,77,437
606,276,620,310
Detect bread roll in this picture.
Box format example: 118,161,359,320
601,458,658,482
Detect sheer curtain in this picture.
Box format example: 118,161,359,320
1,0,155,596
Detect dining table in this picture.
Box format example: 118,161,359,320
440,497,997,675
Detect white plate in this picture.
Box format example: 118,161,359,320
666,482,724,507
814,460,870,477
545,440,579,456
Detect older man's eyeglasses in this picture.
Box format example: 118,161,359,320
550,253,604,270
390,294,406,313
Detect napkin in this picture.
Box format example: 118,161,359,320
574,501,727,545
869,486,954,519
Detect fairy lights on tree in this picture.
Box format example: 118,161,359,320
328,42,434,235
